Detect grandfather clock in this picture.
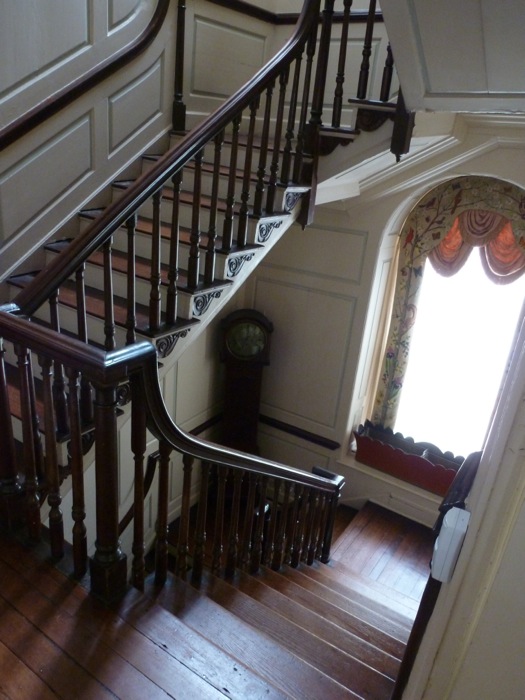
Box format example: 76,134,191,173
220,309,273,454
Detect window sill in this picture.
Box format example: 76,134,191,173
352,422,461,497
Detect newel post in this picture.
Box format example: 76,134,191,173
172,0,187,132
0,338,22,529
89,383,127,603
313,470,345,563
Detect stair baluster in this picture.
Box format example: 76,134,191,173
380,42,394,102
211,465,228,574
357,0,376,99
250,474,268,574
332,0,353,128
75,264,94,425
172,0,187,133
237,103,258,247
281,53,303,185
204,131,223,282
40,356,64,560
176,453,193,578
310,0,336,128
125,214,138,345
149,191,163,329
262,477,281,567
266,68,289,214
131,381,147,590
225,468,243,578
49,291,70,437
191,460,210,585
0,339,20,515
188,151,204,289
272,479,292,570
240,471,257,570
291,485,308,567
221,118,240,252
253,82,275,217
66,366,88,578
15,344,41,541
307,491,325,564
154,440,171,586
166,171,182,323
293,23,318,184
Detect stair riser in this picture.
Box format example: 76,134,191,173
142,157,245,203
113,189,215,233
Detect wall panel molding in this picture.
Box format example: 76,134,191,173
109,56,164,152
191,16,267,99
0,114,93,243
254,276,356,436
0,0,91,100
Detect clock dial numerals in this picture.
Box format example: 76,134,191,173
227,322,266,358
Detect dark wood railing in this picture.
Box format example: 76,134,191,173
0,310,344,602
12,0,324,332
0,0,411,603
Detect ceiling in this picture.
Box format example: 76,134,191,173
380,0,525,113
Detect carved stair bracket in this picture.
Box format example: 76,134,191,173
227,253,256,278
257,218,285,243
284,189,308,213
355,107,391,132
318,128,358,156
156,329,191,359
193,290,223,317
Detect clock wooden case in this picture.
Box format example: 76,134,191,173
220,309,273,454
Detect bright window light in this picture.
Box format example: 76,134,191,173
394,252,525,457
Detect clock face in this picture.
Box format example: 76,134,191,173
226,321,267,359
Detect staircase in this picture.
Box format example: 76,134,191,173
0,502,433,699
0,0,415,601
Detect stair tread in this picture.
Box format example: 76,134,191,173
231,568,401,675
257,565,406,659
296,560,418,621
196,572,395,697
111,180,289,219
281,565,412,641
149,574,364,699
7,269,229,332
78,211,263,256
0,533,285,700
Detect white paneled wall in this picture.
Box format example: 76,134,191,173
0,0,175,280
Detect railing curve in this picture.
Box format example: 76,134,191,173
0,309,343,600
12,0,322,320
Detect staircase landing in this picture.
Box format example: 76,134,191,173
0,503,434,699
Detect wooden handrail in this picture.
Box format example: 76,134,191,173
0,0,170,152
205,0,382,25
13,0,322,319
0,308,342,492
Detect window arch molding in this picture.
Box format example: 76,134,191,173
370,175,525,429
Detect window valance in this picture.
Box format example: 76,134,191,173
371,176,525,429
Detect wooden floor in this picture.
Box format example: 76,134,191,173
331,504,434,610
0,502,434,699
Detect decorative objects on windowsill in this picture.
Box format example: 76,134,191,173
353,420,463,496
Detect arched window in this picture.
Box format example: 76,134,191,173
370,176,525,455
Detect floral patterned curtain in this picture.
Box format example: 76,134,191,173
371,176,525,428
